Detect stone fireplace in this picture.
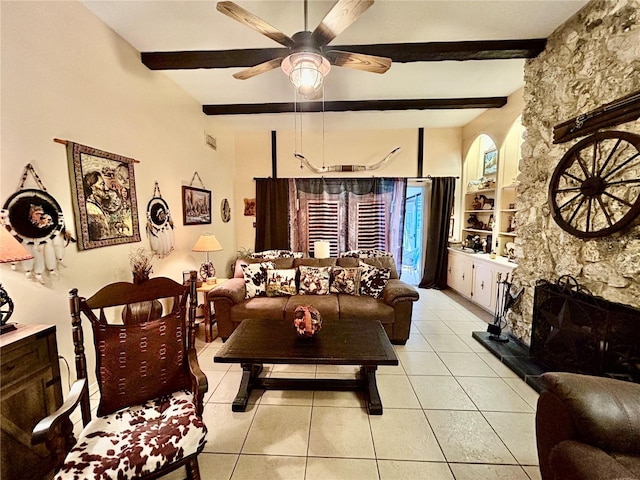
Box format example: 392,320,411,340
510,0,640,344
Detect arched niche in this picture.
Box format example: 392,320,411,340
464,133,498,183
500,115,524,186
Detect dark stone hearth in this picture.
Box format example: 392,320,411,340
472,331,549,392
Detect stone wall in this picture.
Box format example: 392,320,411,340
511,0,640,343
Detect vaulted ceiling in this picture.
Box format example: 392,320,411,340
83,0,589,130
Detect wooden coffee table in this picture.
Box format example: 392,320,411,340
214,318,398,415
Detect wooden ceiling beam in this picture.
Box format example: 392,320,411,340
202,97,508,115
142,39,546,70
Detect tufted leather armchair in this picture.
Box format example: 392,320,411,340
536,372,640,480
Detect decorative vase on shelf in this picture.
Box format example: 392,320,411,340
293,305,322,339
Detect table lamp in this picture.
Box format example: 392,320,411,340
192,233,222,282
0,227,34,333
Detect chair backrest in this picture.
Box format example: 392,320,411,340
69,271,199,421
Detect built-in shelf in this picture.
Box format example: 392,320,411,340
463,228,493,234
499,232,517,237
464,210,494,214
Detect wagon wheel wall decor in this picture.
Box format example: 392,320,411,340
548,131,640,238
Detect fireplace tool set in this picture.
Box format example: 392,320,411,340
488,272,524,342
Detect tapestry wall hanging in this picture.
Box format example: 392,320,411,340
66,141,141,250
146,181,175,257
1,164,75,283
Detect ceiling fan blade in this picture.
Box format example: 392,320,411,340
217,1,294,48
325,50,391,74
311,0,374,47
232,57,285,80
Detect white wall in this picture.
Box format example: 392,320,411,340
233,126,462,249
0,1,236,389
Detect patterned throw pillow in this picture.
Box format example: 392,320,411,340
251,250,305,259
266,269,297,296
241,261,275,299
330,266,361,295
92,314,190,416
298,266,330,295
359,261,391,298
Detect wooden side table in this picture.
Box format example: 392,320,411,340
197,278,229,342
1,324,63,480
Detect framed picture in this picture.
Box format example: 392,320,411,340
67,142,140,250
182,186,211,225
243,198,256,216
483,148,498,176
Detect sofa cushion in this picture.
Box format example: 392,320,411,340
338,294,395,324
231,297,288,321
235,257,294,278
341,249,393,259
241,261,275,298
359,261,391,298
330,266,361,295
266,269,297,296
336,257,359,268
284,295,339,322
298,266,331,295
362,256,398,279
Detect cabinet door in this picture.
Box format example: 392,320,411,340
447,252,473,298
472,263,495,311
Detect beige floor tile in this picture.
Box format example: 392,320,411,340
425,410,517,464
312,387,365,408
437,352,499,377
396,351,451,375
377,460,454,480
446,321,487,336
377,363,407,375
370,409,445,461
414,320,455,335
376,374,421,409
411,309,446,321
483,412,539,465
477,352,519,377
503,377,540,409
393,332,433,352
305,457,379,480
242,405,311,456
207,370,263,404
409,375,476,410
308,406,375,458
202,403,256,454
456,377,534,412
258,385,314,406
270,364,317,374
196,453,237,480
424,334,473,353
459,334,492,353
231,455,306,480
315,364,360,375
522,465,543,480
449,463,531,480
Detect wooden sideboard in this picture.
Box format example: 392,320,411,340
1,324,63,480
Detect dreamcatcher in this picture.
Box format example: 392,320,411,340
1,164,75,283
146,181,175,258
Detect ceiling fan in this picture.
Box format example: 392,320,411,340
216,0,392,97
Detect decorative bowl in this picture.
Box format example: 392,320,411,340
293,305,322,339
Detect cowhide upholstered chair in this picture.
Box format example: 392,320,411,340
32,271,208,480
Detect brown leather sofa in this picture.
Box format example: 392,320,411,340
208,256,419,344
536,372,640,480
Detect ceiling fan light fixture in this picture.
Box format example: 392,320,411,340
281,51,331,97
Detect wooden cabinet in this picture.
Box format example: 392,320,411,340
1,324,63,480
447,248,515,313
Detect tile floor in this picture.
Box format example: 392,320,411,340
164,286,541,480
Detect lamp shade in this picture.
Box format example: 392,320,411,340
192,233,222,252
0,227,33,263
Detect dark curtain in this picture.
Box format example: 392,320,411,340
255,178,290,251
419,177,456,289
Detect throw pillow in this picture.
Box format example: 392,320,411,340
241,261,275,299
341,249,393,258
92,314,190,416
266,268,297,296
330,266,361,295
359,261,391,298
298,266,330,295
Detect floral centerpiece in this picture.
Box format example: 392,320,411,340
129,247,154,284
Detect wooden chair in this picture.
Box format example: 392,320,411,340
32,271,208,480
